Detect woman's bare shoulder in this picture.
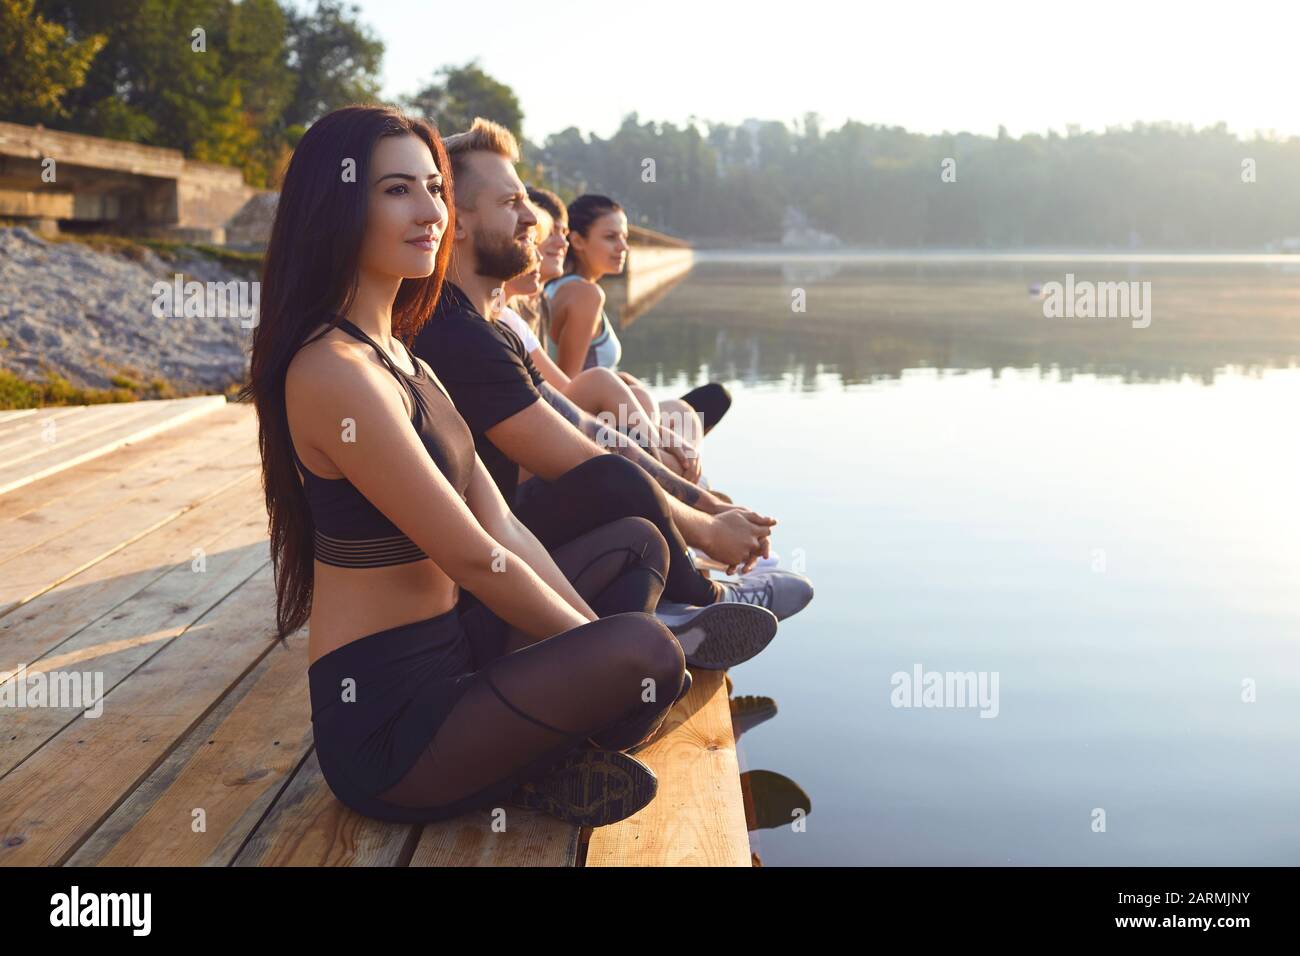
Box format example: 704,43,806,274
552,277,604,309
285,326,392,412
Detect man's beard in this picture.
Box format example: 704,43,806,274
473,226,535,281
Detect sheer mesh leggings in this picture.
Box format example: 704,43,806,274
506,515,668,632
373,517,686,815
515,454,723,606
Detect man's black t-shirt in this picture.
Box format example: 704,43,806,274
412,282,546,506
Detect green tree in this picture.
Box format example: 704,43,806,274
37,0,260,173
30,0,383,187
221,0,295,184
406,60,524,140
0,0,104,123
281,0,383,128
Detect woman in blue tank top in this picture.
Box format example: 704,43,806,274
544,194,629,377
545,272,622,371
545,194,733,485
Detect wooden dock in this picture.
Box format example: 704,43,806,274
0,397,751,867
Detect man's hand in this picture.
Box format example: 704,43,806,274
704,508,776,570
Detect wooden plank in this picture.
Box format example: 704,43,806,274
0,393,753,867
583,670,750,867
0,404,86,439
0,421,258,619
0,564,279,866
0,473,262,695
409,808,579,867
0,396,228,496
86,615,576,865
0,402,151,457
0,485,270,776
231,752,418,867
67,632,311,867
0,403,256,562
0,403,251,523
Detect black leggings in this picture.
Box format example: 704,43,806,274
458,514,670,667
679,382,731,435
308,517,686,824
514,455,720,607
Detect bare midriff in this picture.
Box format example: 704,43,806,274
306,559,459,666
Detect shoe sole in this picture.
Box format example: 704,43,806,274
510,749,658,827
670,603,778,670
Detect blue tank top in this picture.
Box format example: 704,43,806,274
544,274,622,371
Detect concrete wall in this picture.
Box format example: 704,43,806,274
625,245,695,312
0,121,258,242
0,121,185,178
0,187,74,218
173,160,258,241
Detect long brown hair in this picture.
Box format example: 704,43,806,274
239,105,456,641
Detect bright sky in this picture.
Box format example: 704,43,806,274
360,0,1299,143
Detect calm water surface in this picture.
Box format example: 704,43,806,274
613,255,1300,866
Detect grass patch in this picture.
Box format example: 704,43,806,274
0,368,181,409
43,231,262,272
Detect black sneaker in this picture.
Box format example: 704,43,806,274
508,749,658,827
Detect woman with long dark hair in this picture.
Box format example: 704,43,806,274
240,105,684,827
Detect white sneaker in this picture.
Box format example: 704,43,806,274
715,570,814,621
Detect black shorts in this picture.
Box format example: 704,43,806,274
306,601,509,821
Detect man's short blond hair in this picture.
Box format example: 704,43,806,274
443,118,520,208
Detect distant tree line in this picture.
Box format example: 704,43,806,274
3,1,1297,247
531,115,1300,249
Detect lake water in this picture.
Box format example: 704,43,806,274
615,254,1300,866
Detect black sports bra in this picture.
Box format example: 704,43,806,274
289,317,475,568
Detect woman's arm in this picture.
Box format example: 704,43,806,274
550,281,603,378
462,449,596,626
287,347,588,641
527,341,571,390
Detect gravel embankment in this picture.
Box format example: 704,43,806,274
0,227,258,393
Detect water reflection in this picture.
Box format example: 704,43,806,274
617,258,1300,388
626,261,1300,865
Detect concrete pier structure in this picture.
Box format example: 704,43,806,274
0,121,264,244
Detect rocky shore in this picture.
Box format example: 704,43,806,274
0,227,259,396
